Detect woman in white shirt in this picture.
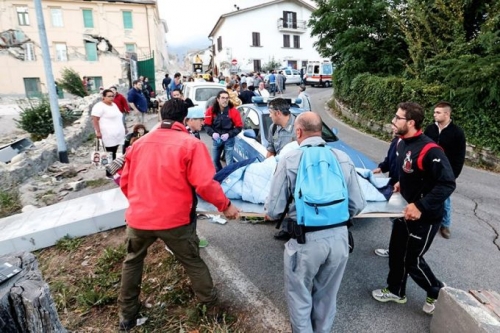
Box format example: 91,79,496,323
91,89,126,159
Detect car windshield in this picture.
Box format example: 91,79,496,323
194,87,223,101
261,113,339,143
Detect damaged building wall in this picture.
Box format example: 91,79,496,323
0,0,167,97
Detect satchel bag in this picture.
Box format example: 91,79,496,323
90,139,112,168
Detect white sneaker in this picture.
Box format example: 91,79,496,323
423,297,436,314
372,288,407,303
374,248,389,257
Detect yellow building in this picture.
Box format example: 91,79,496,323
0,0,168,97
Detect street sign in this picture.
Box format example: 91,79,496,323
231,59,238,66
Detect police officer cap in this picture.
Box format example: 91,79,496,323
186,106,205,119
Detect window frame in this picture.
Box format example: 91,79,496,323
16,6,30,26
251,32,261,47
24,43,36,61
293,35,300,49
125,43,136,53
253,59,261,72
85,42,98,61
283,35,290,48
55,43,68,62
82,9,94,28
50,8,64,27
217,36,222,52
122,11,133,29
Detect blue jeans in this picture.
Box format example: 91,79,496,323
442,196,451,228
212,137,235,172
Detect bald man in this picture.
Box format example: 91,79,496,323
265,112,366,333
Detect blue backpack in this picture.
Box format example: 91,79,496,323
294,145,349,227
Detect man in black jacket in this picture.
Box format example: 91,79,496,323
424,101,466,239
372,102,456,315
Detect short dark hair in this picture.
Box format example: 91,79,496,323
268,98,291,116
299,85,306,91
160,98,188,122
241,82,248,89
174,72,181,78
132,79,141,85
172,88,182,95
398,102,425,130
102,89,113,97
434,100,452,112
165,73,169,77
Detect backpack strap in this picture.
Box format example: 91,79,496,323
417,142,441,171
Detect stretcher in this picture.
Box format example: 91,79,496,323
196,192,407,219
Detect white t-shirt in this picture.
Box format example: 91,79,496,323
91,102,126,147
246,76,254,87
256,88,270,98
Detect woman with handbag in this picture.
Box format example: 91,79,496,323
91,89,126,160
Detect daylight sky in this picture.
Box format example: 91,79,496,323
159,0,315,54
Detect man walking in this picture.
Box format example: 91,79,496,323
162,73,171,99
424,101,466,239
117,99,240,331
372,102,456,315
169,72,183,98
204,91,243,171
297,85,312,111
127,79,148,124
266,112,366,333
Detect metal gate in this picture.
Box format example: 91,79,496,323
137,51,155,91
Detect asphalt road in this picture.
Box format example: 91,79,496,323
148,89,500,333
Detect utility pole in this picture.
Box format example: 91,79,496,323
33,0,69,163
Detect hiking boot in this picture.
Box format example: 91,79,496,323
440,227,451,239
423,297,437,314
374,248,389,257
274,230,291,241
372,288,407,304
119,318,136,331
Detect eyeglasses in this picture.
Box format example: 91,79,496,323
393,114,407,121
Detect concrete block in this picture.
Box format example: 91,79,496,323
431,287,500,333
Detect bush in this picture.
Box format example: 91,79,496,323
15,96,79,141
0,189,22,218
58,67,87,97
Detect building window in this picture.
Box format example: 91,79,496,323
293,35,300,49
283,11,297,29
301,60,307,68
217,36,222,51
55,43,67,61
85,42,97,61
125,43,136,52
283,35,290,48
123,11,133,29
24,43,35,61
253,60,261,72
252,32,260,47
50,8,63,27
82,9,94,28
212,44,216,56
17,6,30,26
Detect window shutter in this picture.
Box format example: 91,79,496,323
294,35,300,48
283,35,290,48
83,10,93,28
283,11,288,28
292,12,297,29
123,11,133,29
85,42,97,61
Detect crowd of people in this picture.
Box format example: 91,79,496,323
90,73,465,332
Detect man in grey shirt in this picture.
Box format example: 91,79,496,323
266,98,296,158
265,112,366,333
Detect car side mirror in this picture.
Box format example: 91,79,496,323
243,129,257,139
331,127,339,135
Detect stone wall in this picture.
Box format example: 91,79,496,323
0,95,100,187
332,98,500,169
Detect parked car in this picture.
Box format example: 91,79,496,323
233,97,376,169
181,82,225,110
281,68,301,85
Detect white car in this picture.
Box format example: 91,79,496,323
181,82,225,110
281,68,301,85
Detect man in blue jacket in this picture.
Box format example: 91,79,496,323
127,80,148,124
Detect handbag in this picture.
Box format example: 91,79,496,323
90,139,113,168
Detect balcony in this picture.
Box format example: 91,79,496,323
277,19,307,33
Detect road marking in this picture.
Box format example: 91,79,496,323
199,234,290,332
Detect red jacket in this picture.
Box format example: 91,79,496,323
114,93,130,113
120,121,230,230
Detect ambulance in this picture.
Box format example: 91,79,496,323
304,59,334,87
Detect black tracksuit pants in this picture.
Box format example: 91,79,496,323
387,218,444,299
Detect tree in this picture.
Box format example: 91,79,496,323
58,67,87,97
262,56,281,72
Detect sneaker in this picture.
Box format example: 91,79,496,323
374,248,389,257
372,288,407,304
440,227,451,239
423,297,437,314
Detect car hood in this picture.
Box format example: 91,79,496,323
327,140,377,170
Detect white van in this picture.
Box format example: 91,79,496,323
304,60,334,87
182,82,225,110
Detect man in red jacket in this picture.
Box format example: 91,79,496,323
204,90,243,171
118,98,240,331
110,86,130,134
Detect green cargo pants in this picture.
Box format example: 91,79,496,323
118,223,216,321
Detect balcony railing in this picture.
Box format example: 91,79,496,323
277,19,307,32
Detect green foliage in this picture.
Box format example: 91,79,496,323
0,189,22,218
261,56,282,72
58,67,87,97
55,235,84,252
15,97,79,141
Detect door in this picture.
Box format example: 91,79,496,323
23,78,41,98
137,51,156,91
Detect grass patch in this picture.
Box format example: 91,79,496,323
86,178,110,188
0,189,22,218
37,228,253,332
